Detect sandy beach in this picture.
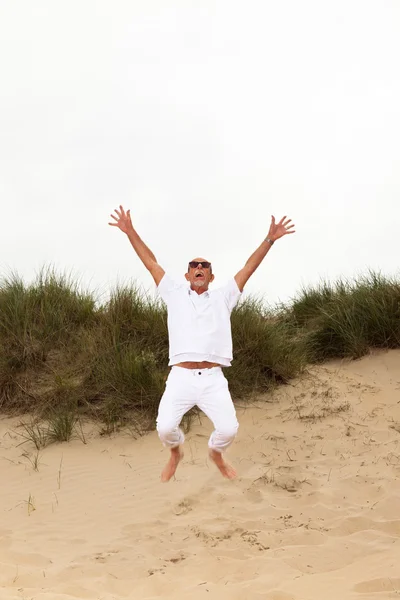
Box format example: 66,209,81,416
1,349,400,600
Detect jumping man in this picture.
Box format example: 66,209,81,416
109,206,295,482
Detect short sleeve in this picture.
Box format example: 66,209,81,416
220,279,242,312
157,273,184,304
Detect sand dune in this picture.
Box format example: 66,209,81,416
1,350,400,600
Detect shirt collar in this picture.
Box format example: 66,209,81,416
188,286,210,298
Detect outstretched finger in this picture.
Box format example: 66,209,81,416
283,218,292,226
108,222,119,227
278,216,287,225
286,223,295,230
119,205,126,217
110,214,119,221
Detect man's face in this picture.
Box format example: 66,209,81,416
185,258,214,290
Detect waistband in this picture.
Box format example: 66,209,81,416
171,366,222,376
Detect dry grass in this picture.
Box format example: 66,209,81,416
1,268,399,437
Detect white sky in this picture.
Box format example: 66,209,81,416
1,1,399,305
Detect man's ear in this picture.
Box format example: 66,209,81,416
210,273,215,283
185,272,190,281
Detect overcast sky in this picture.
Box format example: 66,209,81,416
1,1,399,305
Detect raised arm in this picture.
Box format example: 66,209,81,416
109,205,165,286
234,216,295,292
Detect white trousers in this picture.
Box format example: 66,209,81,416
156,366,239,453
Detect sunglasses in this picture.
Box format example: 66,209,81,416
188,261,212,269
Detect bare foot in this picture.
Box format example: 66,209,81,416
209,450,237,479
161,447,183,482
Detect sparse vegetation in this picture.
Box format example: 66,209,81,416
25,493,36,516
17,418,48,450
1,268,399,439
22,450,42,471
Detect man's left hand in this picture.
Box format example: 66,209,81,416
268,216,295,242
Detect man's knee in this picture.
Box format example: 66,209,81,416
209,421,239,451
219,422,239,441
156,420,184,447
220,414,239,436
156,420,175,438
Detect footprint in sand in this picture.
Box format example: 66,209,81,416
245,487,263,503
93,549,119,563
173,499,193,515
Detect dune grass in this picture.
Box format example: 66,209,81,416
1,268,399,441
285,271,400,360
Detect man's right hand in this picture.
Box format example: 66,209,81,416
108,204,165,286
109,205,133,234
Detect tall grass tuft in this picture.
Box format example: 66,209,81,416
46,409,79,443
0,268,96,409
83,285,168,429
17,419,48,449
229,297,308,397
289,272,400,361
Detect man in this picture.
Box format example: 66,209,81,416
109,206,295,482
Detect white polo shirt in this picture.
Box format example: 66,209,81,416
157,274,241,366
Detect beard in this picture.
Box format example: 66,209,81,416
192,278,207,288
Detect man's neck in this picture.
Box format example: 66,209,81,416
190,285,208,295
